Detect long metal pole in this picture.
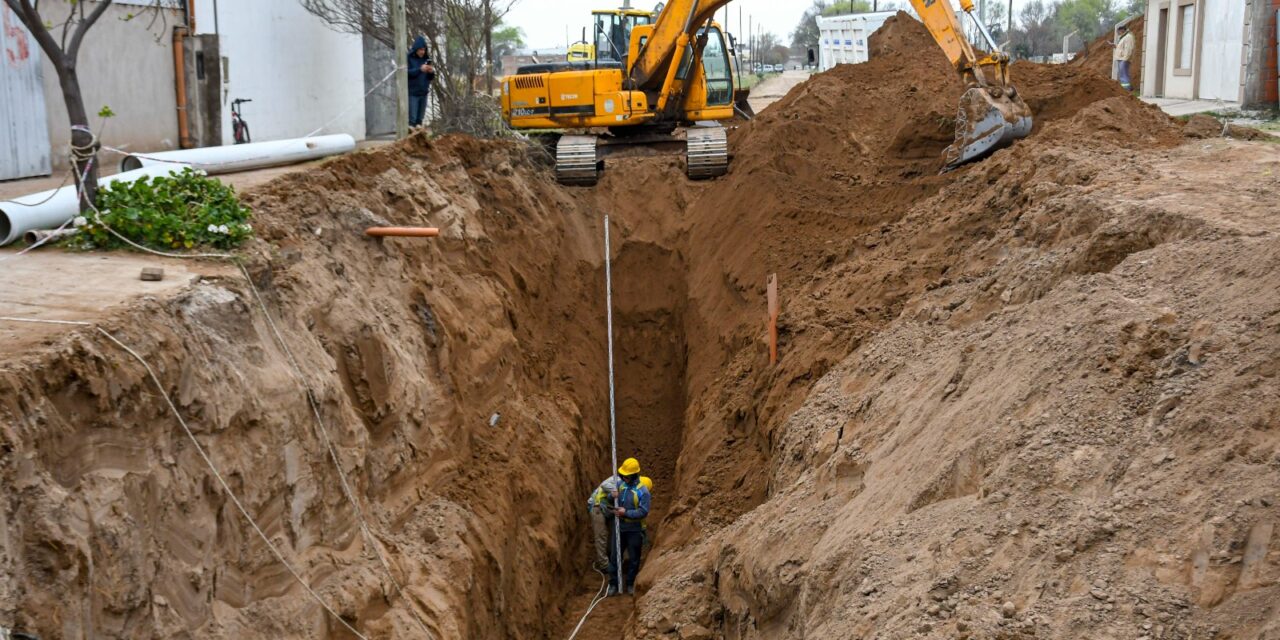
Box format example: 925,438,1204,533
393,0,408,139
603,215,623,594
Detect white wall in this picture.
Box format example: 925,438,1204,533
193,0,366,145
1198,0,1246,101
30,2,181,169
1142,0,1246,102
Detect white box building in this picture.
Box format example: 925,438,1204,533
816,12,897,71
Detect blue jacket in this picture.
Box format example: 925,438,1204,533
408,36,435,96
616,481,650,532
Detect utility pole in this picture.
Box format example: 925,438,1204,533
393,0,408,139
1008,0,1014,40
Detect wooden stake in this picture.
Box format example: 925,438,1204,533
767,273,779,366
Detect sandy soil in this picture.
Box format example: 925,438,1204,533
1,12,1277,640
0,251,232,354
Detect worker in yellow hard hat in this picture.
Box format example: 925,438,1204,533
589,472,654,574
593,457,650,596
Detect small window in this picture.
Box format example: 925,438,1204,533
1175,1,1195,72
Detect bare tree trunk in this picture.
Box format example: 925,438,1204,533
55,64,100,211
484,1,493,95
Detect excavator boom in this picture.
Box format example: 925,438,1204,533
908,0,1033,169
630,0,736,88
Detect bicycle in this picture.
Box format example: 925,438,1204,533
231,98,252,144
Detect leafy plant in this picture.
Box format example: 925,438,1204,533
72,169,253,251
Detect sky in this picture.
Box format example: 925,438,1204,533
504,1,1035,51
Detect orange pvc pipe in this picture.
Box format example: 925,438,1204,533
173,26,194,149
365,227,440,238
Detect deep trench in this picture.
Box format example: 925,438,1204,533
549,239,691,637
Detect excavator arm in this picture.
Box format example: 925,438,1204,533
908,0,1033,168
630,0,736,89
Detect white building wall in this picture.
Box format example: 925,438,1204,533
1198,0,1247,101
817,12,896,71
193,0,366,145
1142,0,1249,101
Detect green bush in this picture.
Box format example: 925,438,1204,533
73,168,253,251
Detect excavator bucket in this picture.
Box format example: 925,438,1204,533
734,88,756,119
944,87,1033,170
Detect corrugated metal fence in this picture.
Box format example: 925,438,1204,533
1,4,52,181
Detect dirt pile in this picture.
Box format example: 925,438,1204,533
1071,16,1144,89
574,13,1279,640
1183,113,1275,141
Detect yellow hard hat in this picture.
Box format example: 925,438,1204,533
618,458,641,476
640,476,653,492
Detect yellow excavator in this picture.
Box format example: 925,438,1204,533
502,1,737,185
500,0,1031,185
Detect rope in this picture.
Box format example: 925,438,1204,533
0,316,368,639
564,215,623,639
10,165,438,636
1,118,435,633
304,64,403,138
565,571,610,640
235,261,436,639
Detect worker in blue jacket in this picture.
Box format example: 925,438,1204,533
407,35,435,127
606,457,650,596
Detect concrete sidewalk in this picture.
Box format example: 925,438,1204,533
1143,97,1241,117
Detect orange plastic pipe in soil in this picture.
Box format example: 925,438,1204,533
365,227,440,238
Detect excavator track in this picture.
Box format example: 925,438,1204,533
686,126,729,180
555,135,601,186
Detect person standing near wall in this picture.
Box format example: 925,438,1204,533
408,35,435,128
1114,24,1135,92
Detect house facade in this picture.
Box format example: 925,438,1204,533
2,0,371,179
1141,0,1280,107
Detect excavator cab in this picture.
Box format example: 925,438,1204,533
593,9,654,64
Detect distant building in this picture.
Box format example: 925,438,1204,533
1140,0,1279,107
815,12,896,71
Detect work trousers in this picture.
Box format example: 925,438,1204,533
409,94,429,127
1117,61,1132,91
591,511,610,571
606,527,644,590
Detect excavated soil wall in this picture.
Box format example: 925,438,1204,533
2,12,1278,640
0,137,620,638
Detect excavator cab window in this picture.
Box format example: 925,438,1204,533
594,11,653,64
701,27,732,106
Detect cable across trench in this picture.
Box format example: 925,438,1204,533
0,186,436,637
566,214,623,640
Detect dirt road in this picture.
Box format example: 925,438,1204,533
747,69,812,114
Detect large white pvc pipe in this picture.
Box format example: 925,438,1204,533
0,164,193,247
119,134,356,175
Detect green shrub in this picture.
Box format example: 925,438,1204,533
73,168,253,251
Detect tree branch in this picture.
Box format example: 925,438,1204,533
68,0,114,61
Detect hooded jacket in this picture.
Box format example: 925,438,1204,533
408,36,435,96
